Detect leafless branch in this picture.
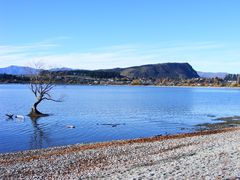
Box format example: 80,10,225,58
28,62,63,105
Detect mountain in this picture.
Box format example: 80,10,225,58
0,66,74,75
50,67,73,71
0,63,199,79
108,63,199,79
0,65,40,75
197,71,228,79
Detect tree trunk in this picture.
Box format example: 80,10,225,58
29,99,47,117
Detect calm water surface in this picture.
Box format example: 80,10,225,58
0,84,240,153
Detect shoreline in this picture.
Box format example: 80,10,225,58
1,127,240,179
1,83,240,89
0,127,236,156
1,115,240,156
0,122,237,156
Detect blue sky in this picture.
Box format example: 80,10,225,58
0,0,240,73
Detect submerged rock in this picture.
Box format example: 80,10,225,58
207,114,216,118
215,116,240,121
196,116,240,130
97,123,126,127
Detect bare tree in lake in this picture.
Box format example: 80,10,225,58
28,63,63,118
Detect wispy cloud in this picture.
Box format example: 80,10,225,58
0,42,58,56
0,39,239,73
0,36,72,57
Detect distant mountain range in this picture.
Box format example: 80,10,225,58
197,71,228,79
0,66,72,75
0,63,230,79
50,67,73,72
0,65,40,75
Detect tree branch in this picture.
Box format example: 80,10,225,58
42,97,62,102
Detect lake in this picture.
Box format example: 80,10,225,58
0,84,240,153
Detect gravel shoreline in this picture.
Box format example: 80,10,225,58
1,128,240,179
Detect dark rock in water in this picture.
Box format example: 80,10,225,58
228,124,236,127
215,116,240,121
196,116,240,130
180,127,188,130
207,114,216,118
102,123,121,127
97,123,125,127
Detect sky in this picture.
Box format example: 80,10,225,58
0,0,240,73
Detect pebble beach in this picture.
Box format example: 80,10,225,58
1,128,240,179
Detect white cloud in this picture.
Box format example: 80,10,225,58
0,42,58,57
0,40,239,73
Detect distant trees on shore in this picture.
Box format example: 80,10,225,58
0,71,240,87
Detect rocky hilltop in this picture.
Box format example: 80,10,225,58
110,62,199,79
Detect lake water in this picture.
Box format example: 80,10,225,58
0,84,240,153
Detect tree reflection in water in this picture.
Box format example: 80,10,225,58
29,116,51,150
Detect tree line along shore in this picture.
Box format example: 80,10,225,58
0,72,240,87
0,62,239,87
